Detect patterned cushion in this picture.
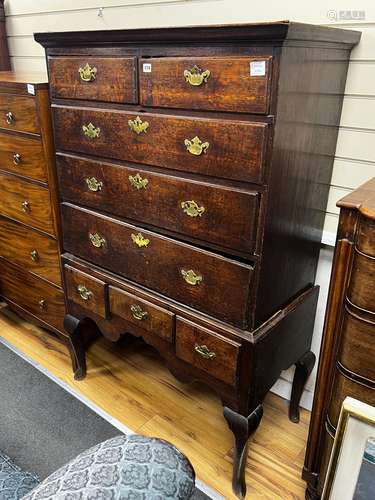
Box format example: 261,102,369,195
0,451,39,500
23,435,195,499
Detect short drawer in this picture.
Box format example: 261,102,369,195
53,106,268,184
139,56,273,114
347,250,375,313
175,317,241,386
0,217,61,285
49,56,137,104
339,309,375,381
0,257,65,332
64,264,107,319
62,203,253,328
109,286,174,342
0,132,47,182
57,155,260,254
357,216,375,257
0,94,39,134
0,171,54,234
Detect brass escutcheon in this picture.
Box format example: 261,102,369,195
184,136,209,156
181,269,202,286
194,344,216,360
82,123,100,139
131,232,150,248
184,65,210,86
5,111,14,124
181,200,205,218
78,63,97,82
30,249,39,262
89,232,106,248
86,177,103,192
13,153,21,165
128,116,149,134
130,304,149,321
129,173,149,190
77,284,93,301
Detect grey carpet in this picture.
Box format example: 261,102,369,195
0,341,210,499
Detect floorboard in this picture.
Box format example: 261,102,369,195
0,304,310,499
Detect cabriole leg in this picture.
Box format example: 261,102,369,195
289,350,316,423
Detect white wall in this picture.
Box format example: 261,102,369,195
4,0,375,409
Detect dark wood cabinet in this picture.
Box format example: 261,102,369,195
303,178,375,499
35,22,360,498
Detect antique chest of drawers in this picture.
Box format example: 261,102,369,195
303,178,375,499
35,22,360,497
0,72,67,336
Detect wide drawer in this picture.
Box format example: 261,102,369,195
139,56,273,114
62,203,253,327
0,171,54,234
0,257,65,332
109,285,174,342
65,265,107,319
0,94,39,134
0,217,61,285
49,56,137,104
57,154,260,254
347,250,375,312
0,132,47,182
175,317,241,386
53,106,268,184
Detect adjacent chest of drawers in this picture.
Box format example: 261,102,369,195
0,72,66,335
36,22,360,497
303,178,375,499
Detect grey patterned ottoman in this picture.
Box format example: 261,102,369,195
22,435,195,500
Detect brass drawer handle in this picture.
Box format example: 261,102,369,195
38,299,47,310
131,232,150,248
181,200,205,218
128,116,149,134
5,111,14,124
77,284,93,301
89,232,106,248
21,200,30,213
184,136,209,156
13,153,22,165
129,173,149,190
78,63,97,82
82,123,100,139
30,249,39,262
181,269,202,286
194,344,216,360
86,177,103,192
130,304,149,321
184,65,210,86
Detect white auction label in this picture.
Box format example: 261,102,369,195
250,60,266,77
27,83,35,95
143,63,152,73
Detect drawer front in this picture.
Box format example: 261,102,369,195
139,56,273,114
0,257,65,332
109,286,174,342
339,309,375,382
65,265,107,319
53,106,267,183
0,171,54,234
0,217,61,285
175,317,240,386
0,94,39,134
357,216,375,257
62,203,253,327
49,57,137,104
0,132,47,182
328,369,375,428
347,250,375,313
57,155,260,254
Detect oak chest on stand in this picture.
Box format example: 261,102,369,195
35,22,360,498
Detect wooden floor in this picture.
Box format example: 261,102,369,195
0,304,310,499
